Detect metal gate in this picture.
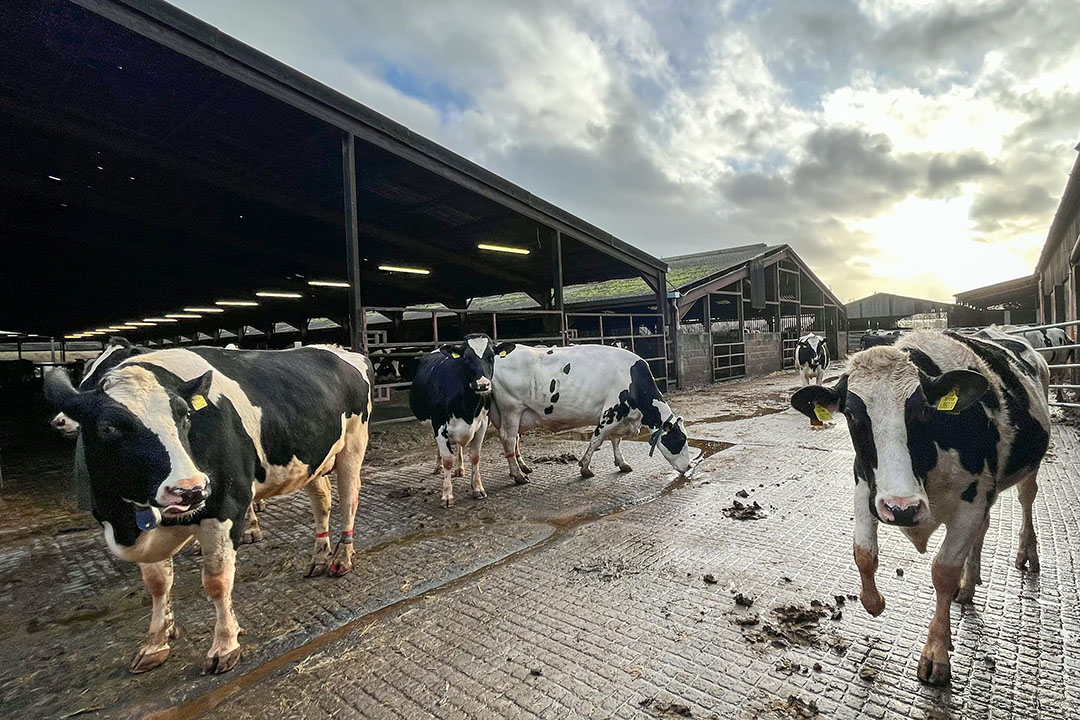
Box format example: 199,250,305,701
565,312,669,391
1005,321,1080,409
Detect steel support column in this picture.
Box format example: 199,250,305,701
552,229,566,344
342,133,364,351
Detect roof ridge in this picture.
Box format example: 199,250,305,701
662,243,770,262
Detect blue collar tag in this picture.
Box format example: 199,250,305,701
135,508,160,531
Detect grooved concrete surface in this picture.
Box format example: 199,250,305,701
2,370,1079,719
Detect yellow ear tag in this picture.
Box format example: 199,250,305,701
451,352,461,359
498,351,507,358
937,389,959,412
814,405,833,422
191,394,208,411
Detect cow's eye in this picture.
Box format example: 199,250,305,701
99,423,122,440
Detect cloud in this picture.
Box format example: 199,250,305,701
169,0,1080,301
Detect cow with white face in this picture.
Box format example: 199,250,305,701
44,345,373,675
409,334,497,507
791,328,1049,685
491,344,690,481
795,333,829,386
50,337,148,436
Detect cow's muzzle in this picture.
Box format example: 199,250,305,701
472,379,492,394
877,496,928,527
160,477,210,514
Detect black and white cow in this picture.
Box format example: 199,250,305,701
791,328,1049,685
796,333,829,386
1006,325,1072,402
491,344,690,481
50,337,149,436
409,334,497,508
859,330,900,350
44,344,373,675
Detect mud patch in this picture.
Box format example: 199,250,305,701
739,601,846,650
640,696,693,717
531,452,579,464
763,695,819,718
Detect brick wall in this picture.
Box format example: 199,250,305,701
677,328,711,387
745,332,782,376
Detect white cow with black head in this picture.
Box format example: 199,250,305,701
490,344,690,481
795,332,829,386
791,328,1049,685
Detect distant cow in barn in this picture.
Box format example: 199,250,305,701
796,333,830,386
491,344,690,481
409,334,497,508
1006,325,1073,402
791,328,1049,685
50,337,148,436
859,331,899,350
44,344,373,675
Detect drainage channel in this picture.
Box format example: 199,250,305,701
148,443,731,720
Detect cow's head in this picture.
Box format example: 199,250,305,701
791,346,987,527
49,338,143,437
45,365,214,518
651,410,691,475
440,334,499,394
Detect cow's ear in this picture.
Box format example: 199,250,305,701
44,369,94,422
920,369,987,414
108,336,133,349
791,374,847,420
493,342,515,358
439,344,463,359
176,370,213,409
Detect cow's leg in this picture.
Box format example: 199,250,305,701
1015,471,1040,572
199,521,242,674
918,513,980,685
515,435,532,475
612,437,632,473
957,513,990,604
436,427,457,508
799,368,809,387
130,559,178,673
469,418,488,500
241,501,264,544
453,444,465,478
498,412,529,484
580,421,618,479
431,450,442,476
329,417,370,577
303,475,333,578
853,478,885,616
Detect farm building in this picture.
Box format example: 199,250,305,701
464,243,847,386
1034,143,1080,325
952,275,1040,327
0,0,672,423
845,292,954,332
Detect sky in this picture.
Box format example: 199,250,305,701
170,0,1080,302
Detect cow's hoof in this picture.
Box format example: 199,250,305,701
580,466,595,479
188,539,202,556
452,468,464,478
242,527,264,544
860,590,885,617
954,585,976,604
202,646,242,675
442,498,455,508
328,562,352,577
617,463,633,473
518,462,533,475
473,489,487,500
917,645,951,685
304,563,328,578
1015,547,1040,572
512,475,530,485
130,646,171,674
253,499,268,512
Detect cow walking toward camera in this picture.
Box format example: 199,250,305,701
791,328,1049,685
796,333,829,386
410,334,496,507
490,344,690,481
44,344,373,676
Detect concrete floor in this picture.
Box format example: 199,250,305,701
1,370,1077,719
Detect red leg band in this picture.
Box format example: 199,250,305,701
342,529,354,536
505,453,517,459
314,531,329,539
